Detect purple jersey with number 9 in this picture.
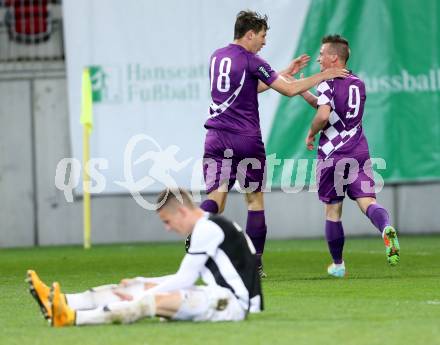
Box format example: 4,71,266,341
204,44,278,138
315,73,370,159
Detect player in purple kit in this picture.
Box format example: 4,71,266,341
200,11,349,277
301,34,400,277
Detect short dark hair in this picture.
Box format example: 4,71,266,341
234,10,269,39
322,34,350,63
156,188,195,211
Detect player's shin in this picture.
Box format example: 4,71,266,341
365,203,391,233
246,210,267,266
366,203,400,265
325,220,345,264
75,294,156,325
66,284,121,310
66,283,146,310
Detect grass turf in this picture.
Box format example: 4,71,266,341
1,236,440,345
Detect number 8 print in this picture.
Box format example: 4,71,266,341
210,57,232,92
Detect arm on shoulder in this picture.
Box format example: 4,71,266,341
270,68,348,97
301,90,318,108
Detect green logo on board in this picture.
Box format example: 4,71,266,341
89,65,122,103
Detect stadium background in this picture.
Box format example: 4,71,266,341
0,0,439,248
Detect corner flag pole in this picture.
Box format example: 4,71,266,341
80,68,93,249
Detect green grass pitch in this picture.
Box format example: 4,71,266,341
1,236,440,345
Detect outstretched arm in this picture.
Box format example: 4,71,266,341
270,68,347,97
305,104,331,150
258,54,311,94
258,80,270,93
301,90,318,108
285,73,318,108
146,253,207,294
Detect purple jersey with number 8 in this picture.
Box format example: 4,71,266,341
204,44,278,138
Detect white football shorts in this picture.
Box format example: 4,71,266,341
172,285,246,322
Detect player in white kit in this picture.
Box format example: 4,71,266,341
27,189,263,327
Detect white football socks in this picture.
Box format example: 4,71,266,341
66,283,146,310
75,293,156,325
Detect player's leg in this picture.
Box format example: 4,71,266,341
325,202,346,277
232,135,267,277
95,287,244,323
26,271,134,320
202,129,238,214
244,191,267,277
317,158,346,277
51,282,157,327
346,154,385,233
201,187,228,214
76,289,208,323
193,156,228,250
357,197,391,233
347,154,400,265
52,285,245,327
170,286,245,322
193,130,236,249
356,197,400,265
64,284,121,310
64,281,147,310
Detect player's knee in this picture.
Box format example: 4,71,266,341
217,200,226,214
245,192,264,211
154,294,168,308
106,294,156,324
325,204,342,221
357,197,376,214
326,214,341,222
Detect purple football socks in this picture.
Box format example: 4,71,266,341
366,203,391,233
200,199,219,214
325,220,345,264
246,210,267,266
